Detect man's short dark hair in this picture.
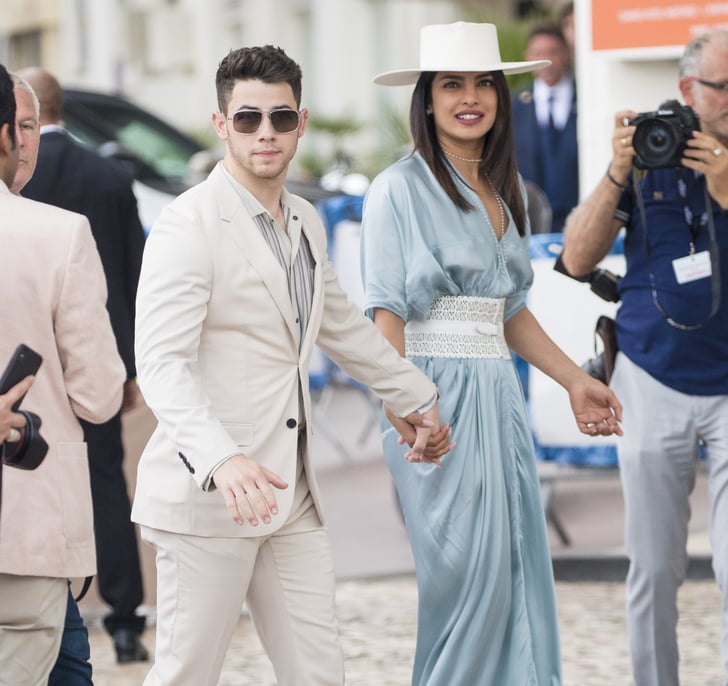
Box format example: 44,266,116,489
559,2,574,23
0,64,17,147
216,45,303,114
527,23,568,49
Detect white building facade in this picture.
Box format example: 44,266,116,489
0,0,536,173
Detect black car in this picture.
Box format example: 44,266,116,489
62,88,210,197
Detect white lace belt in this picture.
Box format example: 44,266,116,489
404,296,510,359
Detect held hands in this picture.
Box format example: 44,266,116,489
212,454,288,526
568,373,623,438
386,403,454,466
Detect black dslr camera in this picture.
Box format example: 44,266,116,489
1,344,48,471
3,410,48,470
630,99,700,169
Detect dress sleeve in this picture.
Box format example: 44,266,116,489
360,176,409,322
504,180,535,321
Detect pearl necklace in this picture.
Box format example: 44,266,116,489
442,148,482,164
485,173,506,240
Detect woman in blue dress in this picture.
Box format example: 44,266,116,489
360,22,624,686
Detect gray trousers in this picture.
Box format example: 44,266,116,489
611,353,728,686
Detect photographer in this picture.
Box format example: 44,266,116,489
0,63,125,686
562,30,728,686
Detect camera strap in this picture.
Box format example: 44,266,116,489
634,170,721,330
676,175,707,248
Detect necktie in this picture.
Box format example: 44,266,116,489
547,93,556,131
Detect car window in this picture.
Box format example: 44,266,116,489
78,103,196,180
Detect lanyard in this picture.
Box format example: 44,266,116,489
676,174,707,254
634,169,721,331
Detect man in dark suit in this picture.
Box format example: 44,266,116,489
19,67,149,664
512,24,578,233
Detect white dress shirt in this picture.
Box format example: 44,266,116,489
533,77,574,130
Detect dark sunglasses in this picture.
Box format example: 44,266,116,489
227,108,301,134
686,76,728,93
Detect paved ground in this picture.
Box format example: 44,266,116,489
86,577,725,686
79,385,724,685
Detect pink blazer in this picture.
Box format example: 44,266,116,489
0,183,125,577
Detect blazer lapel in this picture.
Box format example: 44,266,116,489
211,166,298,342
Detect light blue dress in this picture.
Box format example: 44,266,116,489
360,153,562,686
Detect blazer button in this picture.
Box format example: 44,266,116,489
286,418,297,429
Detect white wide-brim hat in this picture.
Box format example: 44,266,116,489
374,21,550,86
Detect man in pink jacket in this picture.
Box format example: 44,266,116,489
0,63,126,686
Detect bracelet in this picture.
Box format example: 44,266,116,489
605,167,627,191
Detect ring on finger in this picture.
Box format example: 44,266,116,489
6,428,21,443
620,137,628,147
714,147,723,157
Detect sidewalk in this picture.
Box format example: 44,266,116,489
81,386,724,685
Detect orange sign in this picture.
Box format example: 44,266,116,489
592,0,728,50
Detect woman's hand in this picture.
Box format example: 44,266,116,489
568,374,623,437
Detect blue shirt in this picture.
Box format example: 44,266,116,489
615,167,728,395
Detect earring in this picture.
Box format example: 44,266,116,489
426,107,433,115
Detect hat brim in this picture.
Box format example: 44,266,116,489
373,60,551,86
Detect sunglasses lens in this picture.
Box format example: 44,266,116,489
270,110,300,133
233,110,263,133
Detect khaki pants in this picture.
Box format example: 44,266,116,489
140,462,344,686
0,574,67,686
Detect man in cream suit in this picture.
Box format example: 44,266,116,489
0,63,126,685
132,46,449,686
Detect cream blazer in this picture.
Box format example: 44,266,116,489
132,164,436,538
0,184,125,577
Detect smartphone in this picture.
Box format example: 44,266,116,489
0,344,43,411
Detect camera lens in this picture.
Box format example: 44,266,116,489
633,119,680,167
645,125,672,153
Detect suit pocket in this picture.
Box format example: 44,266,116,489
57,442,94,545
222,422,255,446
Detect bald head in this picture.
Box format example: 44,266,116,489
17,67,63,125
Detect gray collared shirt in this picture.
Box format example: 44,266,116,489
221,166,315,350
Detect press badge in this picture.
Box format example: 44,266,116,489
672,250,712,284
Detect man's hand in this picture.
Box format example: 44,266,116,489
212,454,288,526
0,375,33,443
609,109,639,180
683,131,728,208
389,403,454,466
